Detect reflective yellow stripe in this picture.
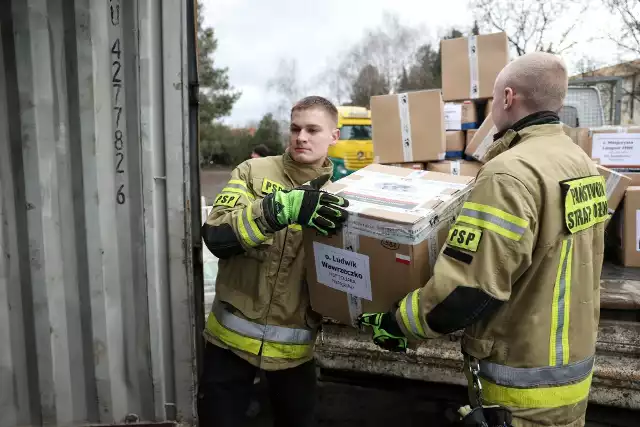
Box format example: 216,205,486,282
457,202,529,242
481,373,592,409
399,291,426,339
262,342,311,359
550,238,573,366
221,186,255,200
228,179,248,188
206,313,262,355
463,202,529,228
288,224,302,231
245,203,267,241
206,310,313,360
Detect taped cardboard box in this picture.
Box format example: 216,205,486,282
464,112,497,162
562,125,591,155
589,127,640,168
441,32,509,101
304,164,474,326
427,160,482,177
371,90,446,163
618,187,640,267
466,129,477,146
444,101,478,130
596,165,631,216
383,162,426,170
446,131,465,159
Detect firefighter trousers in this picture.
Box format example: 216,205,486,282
197,342,317,427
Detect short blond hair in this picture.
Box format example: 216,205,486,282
291,96,338,125
501,52,568,112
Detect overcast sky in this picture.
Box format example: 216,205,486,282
203,0,627,126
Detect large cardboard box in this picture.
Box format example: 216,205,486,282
384,162,426,170
371,90,446,163
464,113,498,162
441,32,509,101
588,127,640,167
427,160,482,177
466,129,477,146
304,164,474,326
446,131,465,158
562,125,591,155
619,187,640,267
444,101,478,130
596,165,631,216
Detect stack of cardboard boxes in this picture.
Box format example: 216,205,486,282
302,32,515,326
562,125,640,266
370,32,509,179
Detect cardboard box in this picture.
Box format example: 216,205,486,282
446,131,465,159
486,99,494,118
304,164,475,326
562,125,591,155
371,90,446,163
588,127,640,167
384,162,426,170
619,187,640,267
466,129,478,146
596,165,631,215
427,160,482,177
464,113,498,163
444,101,478,130
441,32,509,101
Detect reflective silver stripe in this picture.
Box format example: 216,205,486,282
404,291,422,338
478,355,594,388
225,182,248,192
460,208,527,236
240,206,264,246
555,238,573,366
213,304,314,344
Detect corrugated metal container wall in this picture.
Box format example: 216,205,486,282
0,0,199,426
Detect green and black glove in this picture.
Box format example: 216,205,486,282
262,174,349,236
358,312,408,352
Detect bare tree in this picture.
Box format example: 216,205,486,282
267,58,308,122
472,0,588,56
604,0,640,56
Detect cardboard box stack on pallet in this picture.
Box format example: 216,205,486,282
302,32,513,326
561,124,640,266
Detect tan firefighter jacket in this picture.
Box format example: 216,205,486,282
202,152,333,370
395,124,605,427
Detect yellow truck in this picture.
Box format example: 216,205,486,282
329,106,374,180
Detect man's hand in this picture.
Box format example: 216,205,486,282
262,174,349,236
358,312,408,352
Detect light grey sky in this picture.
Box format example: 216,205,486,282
203,0,627,126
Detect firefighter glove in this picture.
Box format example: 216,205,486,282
262,174,349,236
358,312,408,352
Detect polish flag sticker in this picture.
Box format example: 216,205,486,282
396,254,411,265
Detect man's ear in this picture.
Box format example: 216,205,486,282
504,87,514,109
330,128,340,146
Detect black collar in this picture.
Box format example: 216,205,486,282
493,111,560,142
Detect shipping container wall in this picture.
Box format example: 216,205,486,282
0,0,198,426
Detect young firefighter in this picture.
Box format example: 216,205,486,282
359,52,606,427
198,96,349,427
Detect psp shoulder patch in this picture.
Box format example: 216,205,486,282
214,193,240,208
261,178,285,194
447,224,483,252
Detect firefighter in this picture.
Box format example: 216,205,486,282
359,52,605,427
198,96,349,427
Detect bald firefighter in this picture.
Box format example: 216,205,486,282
359,52,605,427
198,96,349,427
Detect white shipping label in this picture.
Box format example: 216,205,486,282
313,242,372,300
450,161,461,176
636,210,640,252
444,103,463,130
592,133,640,167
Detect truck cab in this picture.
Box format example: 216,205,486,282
329,106,374,181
